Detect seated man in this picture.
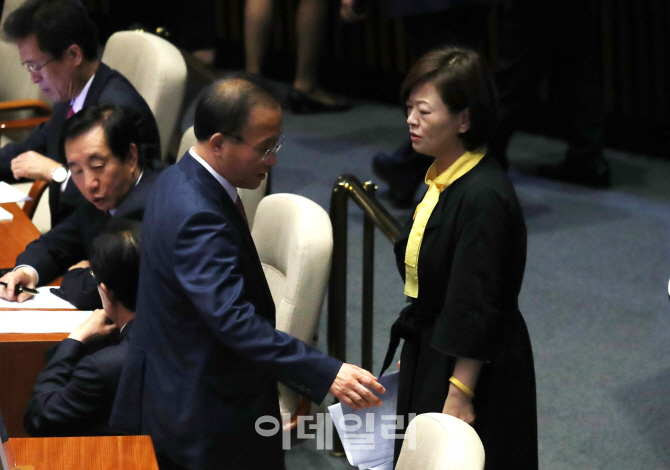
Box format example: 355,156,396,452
24,219,141,436
1,0,160,226
0,104,162,309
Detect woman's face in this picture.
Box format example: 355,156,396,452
406,81,469,159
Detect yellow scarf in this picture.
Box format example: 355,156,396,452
404,148,486,298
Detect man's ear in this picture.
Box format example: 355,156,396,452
67,44,84,67
459,108,471,134
210,133,226,152
127,143,139,170
99,282,115,304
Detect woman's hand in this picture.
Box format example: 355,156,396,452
443,382,476,425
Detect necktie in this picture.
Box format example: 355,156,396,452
66,105,75,119
404,148,486,298
235,195,249,227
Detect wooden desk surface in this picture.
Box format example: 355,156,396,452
0,203,40,268
9,435,159,470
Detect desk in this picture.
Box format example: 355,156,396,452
0,203,67,438
9,435,159,469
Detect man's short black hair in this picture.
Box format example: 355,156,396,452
193,73,280,142
62,104,144,168
89,219,141,312
3,0,98,61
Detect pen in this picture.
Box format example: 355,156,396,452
0,281,39,296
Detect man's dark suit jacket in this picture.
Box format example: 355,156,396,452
111,153,341,470
15,165,162,309
0,62,160,226
24,320,134,437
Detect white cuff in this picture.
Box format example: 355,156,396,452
14,265,39,286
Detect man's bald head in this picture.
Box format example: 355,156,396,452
193,76,280,142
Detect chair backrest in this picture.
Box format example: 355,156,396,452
251,194,333,416
396,413,485,470
177,126,267,228
101,31,187,160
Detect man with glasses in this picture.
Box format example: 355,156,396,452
111,77,385,470
1,0,159,226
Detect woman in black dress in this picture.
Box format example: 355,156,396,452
380,47,538,469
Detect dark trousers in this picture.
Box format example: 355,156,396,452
489,0,605,164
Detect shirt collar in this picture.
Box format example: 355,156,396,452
108,170,143,217
425,147,487,192
70,73,95,113
189,147,238,203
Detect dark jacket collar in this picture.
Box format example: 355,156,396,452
83,62,113,108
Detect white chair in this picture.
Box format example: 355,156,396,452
395,413,485,470
177,126,267,228
101,30,187,160
251,194,333,427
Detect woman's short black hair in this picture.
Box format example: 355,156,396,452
62,104,143,167
3,0,98,61
400,46,497,151
89,219,142,312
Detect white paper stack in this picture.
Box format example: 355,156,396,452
0,207,12,221
328,371,400,470
0,182,31,204
0,286,78,310
0,310,93,333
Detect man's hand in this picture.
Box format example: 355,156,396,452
329,363,385,410
68,260,91,271
11,151,62,181
442,382,476,426
340,0,365,22
0,267,38,303
68,309,117,344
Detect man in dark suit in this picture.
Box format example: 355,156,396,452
24,219,141,437
1,0,160,226
111,77,384,470
0,104,162,309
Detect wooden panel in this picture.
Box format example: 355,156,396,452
0,339,64,437
10,435,159,470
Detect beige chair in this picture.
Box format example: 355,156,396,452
101,30,187,160
395,413,485,470
177,126,267,228
251,194,333,428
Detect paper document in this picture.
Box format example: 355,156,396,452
0,309,93,333
328,371,400,470
0,207,12,221
0,286,77,309
0,182,31,204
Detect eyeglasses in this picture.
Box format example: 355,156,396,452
22,56,55,74
225,134,285,161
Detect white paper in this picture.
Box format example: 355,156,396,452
0,182,31,204
0,286,77,309
0,309,93,333
0,207,12,221
328,371,400,470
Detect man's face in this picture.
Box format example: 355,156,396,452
17,34,78,103
220,105,282,190
65,126,139,211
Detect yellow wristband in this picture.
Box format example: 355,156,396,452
449,377,474,399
